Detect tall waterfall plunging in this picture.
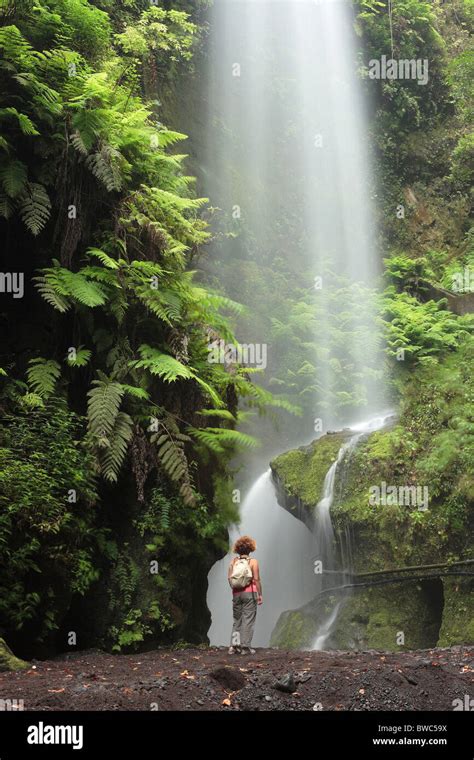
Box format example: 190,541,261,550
204,0,386,649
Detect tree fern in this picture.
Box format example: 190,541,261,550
27,358,61,398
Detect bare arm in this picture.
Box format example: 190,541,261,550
251,559,262,597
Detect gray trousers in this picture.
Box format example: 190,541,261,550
231,592,257,647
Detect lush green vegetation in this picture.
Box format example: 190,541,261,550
0,0,281,655
0,0,472,658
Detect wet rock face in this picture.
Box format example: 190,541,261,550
270,431,351,527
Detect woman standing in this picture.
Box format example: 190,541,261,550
227,535,262,655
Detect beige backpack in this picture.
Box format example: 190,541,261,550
230,556,253,590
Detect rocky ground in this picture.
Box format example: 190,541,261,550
0,645,472,711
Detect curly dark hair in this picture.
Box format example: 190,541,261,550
233,535,256,555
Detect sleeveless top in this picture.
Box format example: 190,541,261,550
231,556,258,596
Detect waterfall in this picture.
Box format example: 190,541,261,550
204,0,387,649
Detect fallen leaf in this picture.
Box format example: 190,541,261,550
48,688,65,693
180,670,189,677
222,698,231,706
359,688,365,694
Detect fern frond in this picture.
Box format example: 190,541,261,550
19,392,44,409
0,159,27,198
151,420,195,506
27,358,61,398
85,143,123,192
197,409,237,421
189,427,259,454
157,129,187,148
33,270,71,313
0,107,39,136
67,347,92,367
131,345,222,407
160,499,170,529
18,182,51,235
0,192,14,219
70,130,89,156
100,411,133,483
87,377,124,438
60,269,107,307
86,248,120,269
120,384,150,400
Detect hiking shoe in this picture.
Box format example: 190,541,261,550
240,647,256,655
228,646,241,654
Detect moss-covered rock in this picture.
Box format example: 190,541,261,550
271,582,443,651
438,579,474,646
270,414,473,649
270,431,352,528
270,608,318,649
0,638,28,672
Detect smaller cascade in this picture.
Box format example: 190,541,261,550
311,412,394,649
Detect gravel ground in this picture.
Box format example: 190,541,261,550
0,645,472,712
